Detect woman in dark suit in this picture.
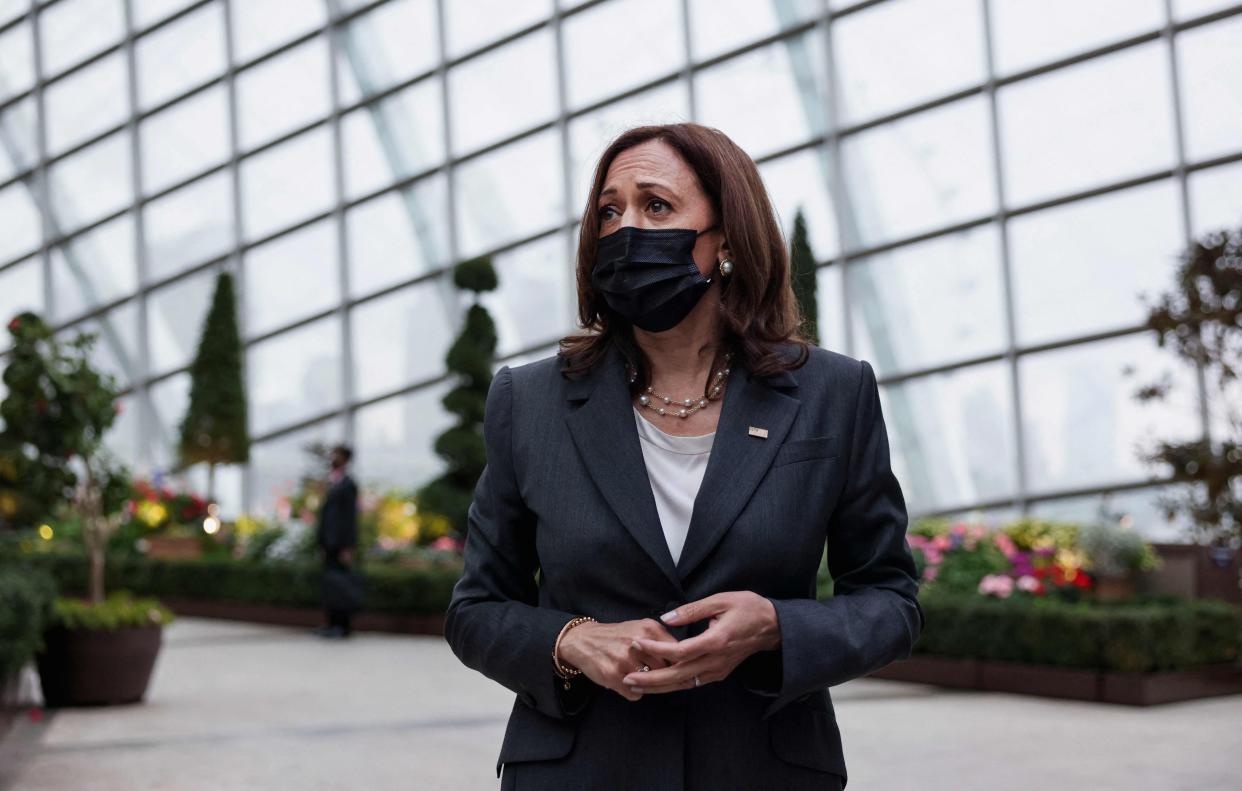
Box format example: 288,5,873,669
444,122,923,791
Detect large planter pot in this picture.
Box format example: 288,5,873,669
35,624,163,706
146,535,203,561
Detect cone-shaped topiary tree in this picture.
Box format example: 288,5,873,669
416,255,499,538
790,208,820,346
178,270,250,502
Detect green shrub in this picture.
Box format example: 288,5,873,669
52,591,174,631
0,564,57,680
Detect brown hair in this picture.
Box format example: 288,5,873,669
557,122,812,395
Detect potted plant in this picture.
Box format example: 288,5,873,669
0,312,174,706
1077,517,1163,601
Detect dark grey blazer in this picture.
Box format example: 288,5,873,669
444,339,924,791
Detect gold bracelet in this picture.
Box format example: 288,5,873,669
552,616,596,688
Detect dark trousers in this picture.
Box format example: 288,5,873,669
323,551,353,633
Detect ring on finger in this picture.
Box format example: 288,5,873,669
693,675,701,688
638,664,650,672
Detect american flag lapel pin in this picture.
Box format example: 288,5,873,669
748,426,769,439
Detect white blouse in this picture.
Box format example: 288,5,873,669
632,406,716,565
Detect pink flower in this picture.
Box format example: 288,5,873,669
932,534,952,551
1016,575,1040,593
993,532,1016,559
978,574,1014,598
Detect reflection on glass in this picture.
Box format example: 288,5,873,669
354,382,454,491
687,0,819,60
147,267,214,375
143,170,235,282
455,130,563,259
566,83,690,214
230,0,327,64
989,0,1164,76
0,96,38,182
696,31,827,159
759,147,839,261
1188,161,1242,238
0,181,41,264
248,418,345,516
0,256,44,351
248,317,343,434
59,298,141,389
246,219,339,338
999,42,1175,207
814,263,846,353
835,0,985,124
446,0,550,58
341,78,444,200
449,30,557,156
135,2,226,110
1020,331,1202,494
237,36,331,152
140,85,230,195
1029,484,1196,543
880,360,1017,514
347,177,450,298
1010,180,1183,346
0,21,36,102
51,213,137,322
1177,15,1242,163
351,279,453,400
336,0,439,105
481,233,573,357
563,0,684,110
38,0,124,77
45,51,128,156
48,131,133,233
240,126,334,242
850,224,1005,377
840,96,994,250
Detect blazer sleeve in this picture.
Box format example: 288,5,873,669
747,359,925,720
443,365,596,720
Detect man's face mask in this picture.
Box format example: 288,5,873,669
591,224,719,333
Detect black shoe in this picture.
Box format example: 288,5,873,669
312,625,347,639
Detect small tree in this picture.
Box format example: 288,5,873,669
0,313,131,603
416,255,499,537
789,208,820,346
178,270,250,502
1133,220,1242,551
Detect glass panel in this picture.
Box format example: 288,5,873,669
48,130,133,233
455,130,563,259
880,360,1017,514
335,0,439,105
140,85,230,195
247,418,345,516
0,20,35,102
147,266,216,375
59,298,141,389
696,31,827,160
230,0,327,63
346,177,450,298
354,382,454,491
38,0,125,77
143,170,235,282
1019,332,1202,494
0,181,42,264
989,0,1165,76
840,96,994,250
135,2,227,110
1029,485,1198,544
481,232,574,357
835,0,986,124
1011,180,1184,347
687,0,819,61
1173,0,1237,19
0,256,44,352
999,42,1175,207
0,0,28,27
50,213,138,322
149,372,189,469
1177,15,1242,163
237,36,332,152
563,0,684,111
851,224,1006,377
566,83,690,216
104,392,141,469
45,50,128,156
759,147,839,261
446,0,550,58
814,263,846,353
245,219,340,337
1188,161,1242,238
0,96,39,181
248,317,343,434
448,29,557,156
132,0,199,31
351,279,454,400
239,126,334,242
341,77,444,200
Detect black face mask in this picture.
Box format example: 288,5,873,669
592,224,718,333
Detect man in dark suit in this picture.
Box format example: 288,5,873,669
314,443,359,639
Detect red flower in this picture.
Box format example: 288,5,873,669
7,317,19,332
1073,573,1093,589
114,401,124,415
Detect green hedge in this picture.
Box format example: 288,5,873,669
915,591,1242,673
24,552,461,615
0,564,57,681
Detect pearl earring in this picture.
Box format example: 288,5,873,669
718,258,734,277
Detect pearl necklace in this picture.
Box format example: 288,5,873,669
628,351,733,419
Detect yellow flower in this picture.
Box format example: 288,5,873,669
0,492,18,516
136,500,168,528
